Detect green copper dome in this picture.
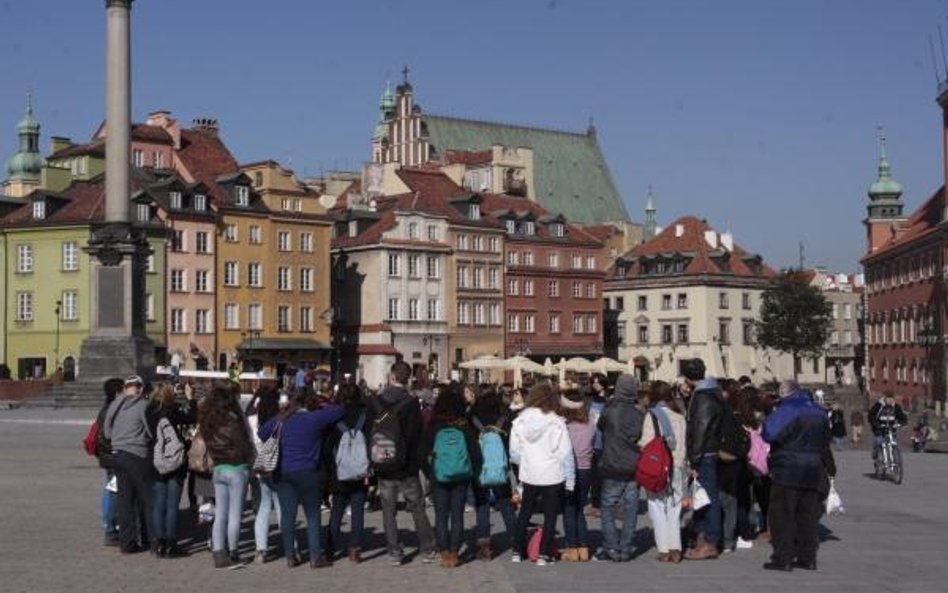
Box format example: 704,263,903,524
6,151,44,180
6,93,43,180
868,129,902,199
17,96,40,134
380,81,395,111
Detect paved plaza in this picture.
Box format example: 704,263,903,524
1,407,946,593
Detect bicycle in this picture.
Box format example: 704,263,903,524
873,425,903,485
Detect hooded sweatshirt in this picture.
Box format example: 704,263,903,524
509,407,575,489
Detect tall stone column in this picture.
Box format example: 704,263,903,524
79,0,155,380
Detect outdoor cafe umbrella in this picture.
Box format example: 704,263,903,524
459,355,508,370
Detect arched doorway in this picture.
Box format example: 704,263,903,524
62,356,76,381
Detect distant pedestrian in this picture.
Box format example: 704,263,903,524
829,404,847,450
850,409,864,445
170,351,182,384
92,377,124,547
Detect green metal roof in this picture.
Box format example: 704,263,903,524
236,338,330,351
423,115,629,224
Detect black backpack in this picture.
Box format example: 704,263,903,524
95,399,128,469
368,397,411,473
718,409,750,462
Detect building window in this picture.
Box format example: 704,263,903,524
508,279,519,296
224,224,238,242
488,267,499,289
523,251,534,266
387,298,400,320
549,252,559,268
617,321,627,344
551,223,564,238
742,292,751,310
586,314,597,334
584,282,595,298
277,232,291,252
638,295,647,311
224,303,239,329
509,313,520,333
547,280,559,298
169,191,182,209
505,219,516,234
469,203,481,220
277,305,291,332
586,256,596,270
457,234,470,251
831,330,839,346
408,222,418,239
62,242,78,271
844,330,852,345
195,231,210,254
524,279,535,296
170,269,186,292
426,225,439,241
525,313,536,333
487,302,500,325
573,314,584,334
488,236,499,253
195,270,210,293
300,232,314,252
718,319,731,344
677,293,687,309
844,303,853,320
388,254,401,276
743,320,754,345
473,267,484,289
248,263,262,287
278,266,292,291
196,309,211,334
457,265,470,289
458,302,471,325
300,306,313,332
427,298,441,321
812,358,820,374
133,149,144,168
719,292,729,309
15,292,33,321
408,255,420,278
638,324,649,344
408,298,420,321
524,221,535,235
549,313,561,334
572,282,582,298
426,256,440,279
281,198,291,211
615,296,625,311
61,291,78,321
170,309,186,333
677,323,689,344
661,294,672,310
300,267,313,292
235,185,250,206
249,225,262,244
171,230,184,252
659,324,672,344
17,244,33,273
224,261,239,286
137,203,151,222
507,250,519,266
473,303,485,326
295,199,303,211
572,255,583,269
248,304,263,330
348,221,358,238
146,293,155,322
194,194,207,211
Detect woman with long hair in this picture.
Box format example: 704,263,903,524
639,380,687,563
325,383,370,564
469,386,517,561
246,386,282,563
509,382,574,565
200,382,254,568
559,389,595,562
258,388,344,569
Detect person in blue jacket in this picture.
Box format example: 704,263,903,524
761,380,833,572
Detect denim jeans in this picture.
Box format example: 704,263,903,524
473,484,516,541
276,469,325,560
378,476,436,558
254,478,281,552
102,471,117,535
514,483,562,558
329,487,367,552
151,476,183,540
434,481,468,552
563,469,592,547
692,455,721,546
212,467,249,553
600,478,639,555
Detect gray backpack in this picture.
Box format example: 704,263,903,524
335,412,369,482
153,417,186,475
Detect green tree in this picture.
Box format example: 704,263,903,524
754,271,833,380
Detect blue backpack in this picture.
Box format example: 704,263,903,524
474,417,509,487
433,425,473,483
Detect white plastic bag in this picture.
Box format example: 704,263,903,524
825,479,844,515
692,479,710,511
198,501,215,524
106,475,118,493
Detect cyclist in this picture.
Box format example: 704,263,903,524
868,394,908,461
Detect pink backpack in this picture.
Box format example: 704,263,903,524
747,428,769,476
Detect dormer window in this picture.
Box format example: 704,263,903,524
169,191,182,209
505,220,516,234
524,221,535,236
348,220,358,238
194,194,207,212
469,203,481,221
408,222,418,239
551,223,564,237
137,203,150,222
32,200,46,220
236,186,250,207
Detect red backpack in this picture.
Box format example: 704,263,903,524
635,412,673,493
82,420,99,456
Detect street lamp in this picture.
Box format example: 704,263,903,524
54,299,62,373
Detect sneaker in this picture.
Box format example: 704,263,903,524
736,537,754,550
592,548,614,562
254,550,267,565
421,550,439,564
390,554,404,567
511,552,522,563
612,551,631,563
536,555,554,566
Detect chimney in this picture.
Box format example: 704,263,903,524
50,136,72,155
191,117,219,137
675,223,684,238
147,110,172,126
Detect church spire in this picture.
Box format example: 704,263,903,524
643,185,657,242
867,125,903,219
6,92,44,182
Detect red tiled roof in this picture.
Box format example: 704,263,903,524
620,216,775,278
176,128,240,202
49,140,106,159
131,124,174,145
441,149,492,165
863,187,945,262
580,223,620,242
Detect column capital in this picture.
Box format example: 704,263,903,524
105,0,133,8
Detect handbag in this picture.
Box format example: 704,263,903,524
187,430,214,473
253,421,282,475
691,478,710,511
825,479,844,515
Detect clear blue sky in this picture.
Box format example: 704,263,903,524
1,0,945,271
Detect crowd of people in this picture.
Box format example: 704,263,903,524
84,357,839,572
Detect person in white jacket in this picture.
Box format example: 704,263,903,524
509,382,575,565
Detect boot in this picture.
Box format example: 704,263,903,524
348,548,362,564
165,541,184,558
310,555,332,569
213,551,233,569
560,547,579,562
577,546,590,562
445,551,460,568
667,549,683,563
440,551,452,568
683,535,719,561
476,539,492,561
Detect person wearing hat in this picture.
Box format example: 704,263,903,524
102,375,154,554
594,373,645,562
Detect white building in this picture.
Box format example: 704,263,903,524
605,216,802,384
